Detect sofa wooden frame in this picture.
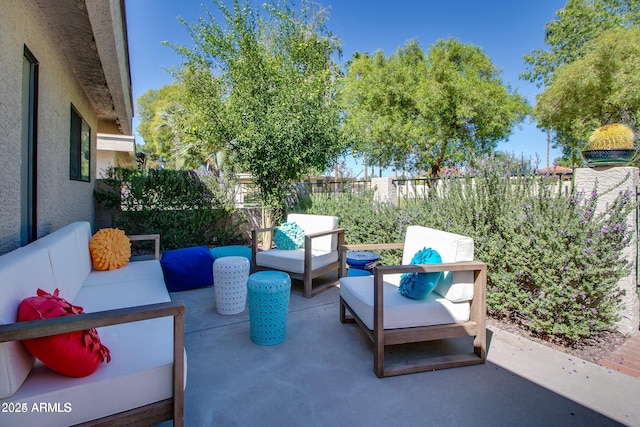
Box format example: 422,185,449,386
339,243,487,378
251,227,345,298
0,301,185,427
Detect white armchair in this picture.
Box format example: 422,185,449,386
339,225,487,377
251,214,345,298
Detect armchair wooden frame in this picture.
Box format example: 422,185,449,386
0,301,185,426
339,243,487,378
252,227,345,298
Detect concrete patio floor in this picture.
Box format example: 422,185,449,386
168,279,640,427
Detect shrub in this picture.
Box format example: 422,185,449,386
95,167,245,250
305,191,404,265
304,156,634,343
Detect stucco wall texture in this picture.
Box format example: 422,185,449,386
575,167,640,335
0,1,97,255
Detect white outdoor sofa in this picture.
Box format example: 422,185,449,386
0,221,185,426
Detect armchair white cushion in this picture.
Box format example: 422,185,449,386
252,214,344,298
375,226,475,301
339,225,486,377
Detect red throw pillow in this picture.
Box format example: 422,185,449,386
18,289,111,377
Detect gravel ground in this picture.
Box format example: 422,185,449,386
487,316,628,364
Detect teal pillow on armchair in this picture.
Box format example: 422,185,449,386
273,222,305,250
398,247,443,300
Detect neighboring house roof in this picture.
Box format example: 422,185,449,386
538,165,573,174
34,0,133,134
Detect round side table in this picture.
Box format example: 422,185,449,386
213,256,250,315
346,251,380,276
247,271,291,345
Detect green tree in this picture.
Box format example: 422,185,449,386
522,0,640,88
342,39,528,177
341,42,426,176
172,0,343,229
136,84,185,166
419,39,529,176
534,26,640,165
136,83,218,169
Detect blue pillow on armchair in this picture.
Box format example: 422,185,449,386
161,245,213,292
273,222,305,250
398,247,443,300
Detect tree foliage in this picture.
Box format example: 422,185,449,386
171,0,343,218
136,84,185,166
136,82,226,170
534,26,640,163
523,0,640,165
522,0,640,88
420,39,530,176
341,39,529,177
340,43,425,175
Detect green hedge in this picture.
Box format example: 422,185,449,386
305,156,634,343
94,167,244,251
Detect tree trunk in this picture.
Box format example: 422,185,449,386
261,207,276,250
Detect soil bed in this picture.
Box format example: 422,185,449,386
487,316,628,364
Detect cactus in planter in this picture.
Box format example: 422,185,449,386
587,123,635,149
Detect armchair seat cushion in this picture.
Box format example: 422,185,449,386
256,249,338,275
340,276,470,330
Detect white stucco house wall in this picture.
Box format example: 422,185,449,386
96,133,137,178
0,0,133,255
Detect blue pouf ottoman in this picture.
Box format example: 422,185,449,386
210,245,252,273
160,245,213,292
247,271,291,345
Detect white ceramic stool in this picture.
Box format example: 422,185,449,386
213,256,250,315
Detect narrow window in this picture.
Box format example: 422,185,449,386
70,105,91,181
21,46,38,245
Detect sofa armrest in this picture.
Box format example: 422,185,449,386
128,234,161,260
0,301,185,426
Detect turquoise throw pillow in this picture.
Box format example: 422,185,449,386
273,222,305,250
398,248,443,300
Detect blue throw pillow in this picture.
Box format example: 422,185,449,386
398,248,443,300
273,222,305,250
161,245,213,292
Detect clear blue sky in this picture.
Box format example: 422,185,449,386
125,0,568,175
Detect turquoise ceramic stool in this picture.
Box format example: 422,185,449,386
247,271,291,345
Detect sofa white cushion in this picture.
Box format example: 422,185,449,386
83,260,164,288
0,246,55,398
340,275,470,330
287,213,339,252
0,221,186,423
71,221,94,281
402,226,475,302
256,248,338,274
0,271,181,426
0,315,177,426
29,222,90,301
74,277,171,310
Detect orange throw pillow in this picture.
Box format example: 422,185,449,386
89,228,131,271
18,289,111,377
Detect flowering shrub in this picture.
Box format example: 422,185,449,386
306,156,634,343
